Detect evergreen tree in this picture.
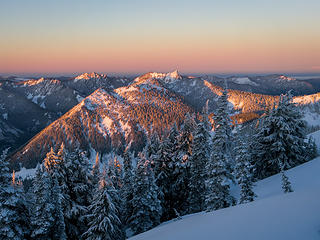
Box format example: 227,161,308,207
0,149,30,240
91,152,101,188
153,123,178,221
305,136,318,161
121,148,134,226
205,150,236,211
252,91,310,179
173,113,196,215
205,89,236,211
107,154,123,191
235,137,257,204
62,148,92,239
212,89,235,178
144,132,160,164
83,173,123,240
128,153,162,235
107,154,123,225
188,107,211,213
31,165,66,240
47,145,92,239
279,160,293,193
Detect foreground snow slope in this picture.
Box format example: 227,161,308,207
131,157,320,240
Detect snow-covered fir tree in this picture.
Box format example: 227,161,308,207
31,164,66,240
0,149,30,240
144,132,160,164
83,171,124,240
251,91,310,179
235,136,257,204
279,160,293,193
107,154,123,191
212,89,235,178
64,148,92,239
128,153,162,235
50,145,92,239
153,123,179,221
173,113,196,215
205,150,236,211
91,152,101,188
188,106,211,213
121,148,135,226
205,89,236,211
106,154,124,225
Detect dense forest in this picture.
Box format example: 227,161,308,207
0,91,317,239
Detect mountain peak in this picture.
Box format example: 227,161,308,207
74,72,107,81
134,70,182,84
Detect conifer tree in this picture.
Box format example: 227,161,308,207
144,132,160,164
205,150,236,211
188,107,211,213
47,145,92,239
83,172,124,240
0,149,30,240
173,113,196,215
252,91,310,179
279,160,293,193
31,165,66,240
205,90,236,211
235,137,257,204
153,123,178,221
128,153,162,235
212,89,235,178
90,152,101,200
121,148,134,226
62,148,92,239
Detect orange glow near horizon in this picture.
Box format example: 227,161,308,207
1,0,320,75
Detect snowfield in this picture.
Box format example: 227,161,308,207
131,157,320,240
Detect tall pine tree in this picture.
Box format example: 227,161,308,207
205,89,236,211
188,106,211,213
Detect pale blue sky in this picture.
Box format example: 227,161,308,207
1,0,320,74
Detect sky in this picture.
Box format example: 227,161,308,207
0,0,320,75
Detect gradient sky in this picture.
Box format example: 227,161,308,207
1,0,320,75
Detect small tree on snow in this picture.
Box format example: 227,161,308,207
279,161,293,193
235,137,257,204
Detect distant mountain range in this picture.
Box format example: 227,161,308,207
1,71,320,170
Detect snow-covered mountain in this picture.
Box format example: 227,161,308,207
203,74,317,96
65,72,132,95
131,156,320,240
11,79,192,169
8,71,320,169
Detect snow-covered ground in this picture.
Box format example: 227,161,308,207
131,157,320,240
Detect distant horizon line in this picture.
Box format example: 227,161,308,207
1,71,320,78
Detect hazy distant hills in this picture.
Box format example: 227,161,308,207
2,71,320,169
